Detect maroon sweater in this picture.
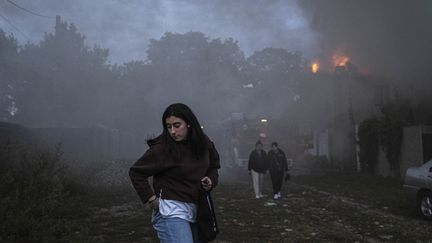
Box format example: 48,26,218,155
129,137,220,205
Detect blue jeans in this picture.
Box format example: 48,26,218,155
152,210,201,243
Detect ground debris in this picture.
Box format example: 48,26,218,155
81,174,432,242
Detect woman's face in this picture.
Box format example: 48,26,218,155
165,116,189,141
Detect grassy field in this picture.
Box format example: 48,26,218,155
73,172,432,242
5,142,428,242
293,173,410,216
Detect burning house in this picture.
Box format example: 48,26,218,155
302,52,395,171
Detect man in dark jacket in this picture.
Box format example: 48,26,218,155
268,142,288,199
248,140,268,199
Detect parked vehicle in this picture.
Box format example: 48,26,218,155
403,160,432,220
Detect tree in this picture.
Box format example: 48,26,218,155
246,48,304,85
0,30,21,121
17,17,112,127
242,48,306,117
144,32,247,122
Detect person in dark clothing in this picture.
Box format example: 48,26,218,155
268,142,288,199
248,140,268,199
129,103,220,243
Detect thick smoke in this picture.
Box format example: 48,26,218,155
298,0,432,95
2,1,430,88
2,0,431,123
0,0,317,63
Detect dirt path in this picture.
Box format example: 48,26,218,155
83,180,432,242
285,182,431,242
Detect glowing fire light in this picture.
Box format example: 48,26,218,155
332,53,349,67
311,62,319,73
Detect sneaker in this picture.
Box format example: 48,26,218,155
277,192,281,198
273,194,278,199
255,195,260,199
259,193,264,198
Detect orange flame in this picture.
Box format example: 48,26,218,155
332,53,349,67
311,62,319,73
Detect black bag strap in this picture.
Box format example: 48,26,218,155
204,191,219,233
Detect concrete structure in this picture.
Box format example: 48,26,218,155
399,125,432,178
374,125,432,178
30,125,144,161
309,130,330,159
0,122,144,162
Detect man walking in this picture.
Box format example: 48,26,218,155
268,142,288,199
248,140,268,199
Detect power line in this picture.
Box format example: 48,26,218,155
0,12,29,39
6,0,55,19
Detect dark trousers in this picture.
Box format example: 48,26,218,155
270,170,284,194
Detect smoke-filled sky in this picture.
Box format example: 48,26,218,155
299,0,432,83
0,0,317,63
1,0,431,84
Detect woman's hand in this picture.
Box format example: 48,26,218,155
201,176,212,191
147,195,159,210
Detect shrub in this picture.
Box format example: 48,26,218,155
358,117,380,173
358,100,413,176
0,142,85,241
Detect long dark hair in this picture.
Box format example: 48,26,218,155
152,103,207,160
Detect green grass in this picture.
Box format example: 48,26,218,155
3,155,429,243
293,172,411,216
66,172,432,242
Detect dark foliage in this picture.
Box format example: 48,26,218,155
358,117,380,173
358,100,414,176
0,141,86,241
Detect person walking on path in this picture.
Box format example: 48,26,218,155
129,103,220,242
268,142,288,199
247,140,268,199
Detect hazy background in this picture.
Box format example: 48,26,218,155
2,2,432,241
2,0,431,80
0,0,318,63
300,0,432,86
1,0,432,137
